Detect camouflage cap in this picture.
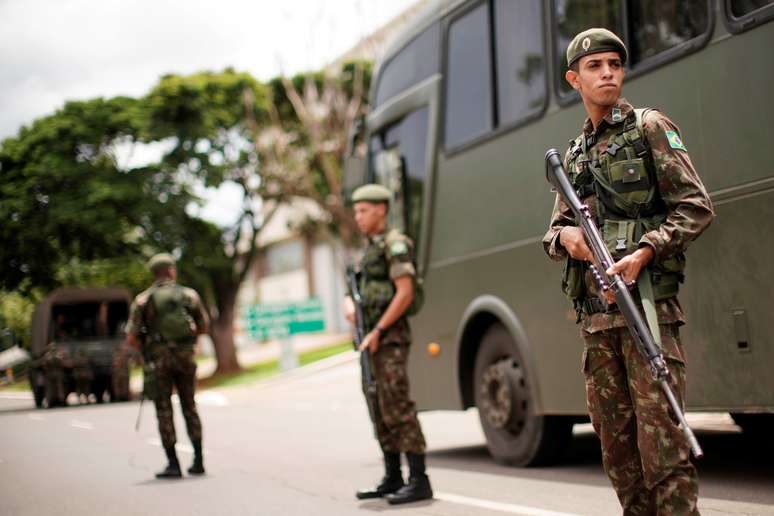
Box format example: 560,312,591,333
566,28,628,67
352,184,391,204
147,253,176,272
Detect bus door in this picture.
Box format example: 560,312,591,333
365,76,441,276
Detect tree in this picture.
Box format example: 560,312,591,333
0,96,188,293
142,69,275,374
247,61,372,247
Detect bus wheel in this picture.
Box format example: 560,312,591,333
730,413,774,437
474,323,572,466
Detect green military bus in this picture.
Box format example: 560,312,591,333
349,0,774,465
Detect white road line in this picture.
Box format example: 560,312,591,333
69,420,94,430
169,391,229,407
28,414,44,421
146,438,195,455
435,492,583,516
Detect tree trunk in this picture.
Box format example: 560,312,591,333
210,286,242,375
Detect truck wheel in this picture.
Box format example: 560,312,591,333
474,323,572,466
29,371,45,408
32,383,45,409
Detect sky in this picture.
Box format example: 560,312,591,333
0,0,419,140
0,0,419,225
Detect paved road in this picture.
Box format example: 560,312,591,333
1,353,772,516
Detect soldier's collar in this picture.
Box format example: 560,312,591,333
582,98,634,136
367,227,389,243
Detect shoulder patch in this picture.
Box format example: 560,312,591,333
665,130,687,151
390,240,408,256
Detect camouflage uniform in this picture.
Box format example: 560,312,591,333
360,228,426,455
111,345,131,401
72,352,93,403
127,278,209,450
42,343,66,407
543,98,714,515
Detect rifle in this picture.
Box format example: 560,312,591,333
346,265,379,424
544,148,703,459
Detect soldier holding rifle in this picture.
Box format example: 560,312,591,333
344,184,433,505
542,29,714,515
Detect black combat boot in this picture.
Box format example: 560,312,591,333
385,453,433,505
355,451,404,499
188,440,205,475
155,445,182,479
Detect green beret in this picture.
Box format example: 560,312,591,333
567,28,628,67
352,184,391,204
147,253,176,272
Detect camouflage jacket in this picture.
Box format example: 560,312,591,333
542,98,714,333
359,228,415,344
126,279,209,350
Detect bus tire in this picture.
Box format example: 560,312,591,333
473,323,572,466
730,412,774,437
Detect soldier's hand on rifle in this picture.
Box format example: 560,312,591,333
559,226,594,262
606,246,655,285
359,329,380,353
344,296,355,324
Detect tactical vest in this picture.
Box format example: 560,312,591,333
144,284,196,348
563,108,685,310
359,230,424,329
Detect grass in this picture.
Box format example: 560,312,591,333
197,340,353,390
0,379,31,392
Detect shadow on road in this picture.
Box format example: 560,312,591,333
427,428,774,504
357,499,436,512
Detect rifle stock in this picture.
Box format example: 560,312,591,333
545,148,703,459
346,266,380,424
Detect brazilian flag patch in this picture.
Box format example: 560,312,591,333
665,130,687,151
390,240,408,256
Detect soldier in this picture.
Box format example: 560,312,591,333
111,344,131,402
345,184,433,505
542,29,714,514
126,253,209,479
41,342,66,407
72,349,93,404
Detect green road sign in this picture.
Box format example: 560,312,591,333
242,298,326,341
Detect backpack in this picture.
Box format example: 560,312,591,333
147,285,195,343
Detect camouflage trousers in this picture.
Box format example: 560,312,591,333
368,329,426,455
583,323,699,516
44,367,65,405
111,347,130,400
152,347,202,449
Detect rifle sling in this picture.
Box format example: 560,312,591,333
637,266,662,349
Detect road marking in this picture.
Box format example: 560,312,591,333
146,438,195,455
28,414,45,421
170,391,229,407
435,492,582,516
69,420,94,430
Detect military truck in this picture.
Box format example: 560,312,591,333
28,287,131,408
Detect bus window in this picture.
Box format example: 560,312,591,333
444,2,493,149
628,1,709,64
554,0,711,97
553,0,624,96
374,23,440,108
493,0,546,128
369,107,429,250
729,0,774,17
